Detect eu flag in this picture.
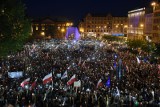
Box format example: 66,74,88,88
105,77,111,88
113,61,116,69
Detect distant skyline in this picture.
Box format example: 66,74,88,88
24,0,153,23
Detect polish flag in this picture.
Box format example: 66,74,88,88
61,71,68,79
158,64,160,70
81,60,86,67
43,73,52,84
97,79,103,88
20,78,30,88
78,57,82,66
136,57,140,64
126,65,129,72
30,79,37,90
67,74,76,85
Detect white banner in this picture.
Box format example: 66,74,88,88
74,80,81,87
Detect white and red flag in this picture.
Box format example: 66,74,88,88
136,57,141,64
158,64,160,70
81,60,86,67
20,78,30,88
126,65,129,72
78,57,82,66
43,73,52,84
61,71,68,79
30,79,37,90
96,79,103,88
67,74,76,85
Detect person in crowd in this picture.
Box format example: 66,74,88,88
0,39,159,107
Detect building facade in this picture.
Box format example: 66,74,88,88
32,17,73,39
78,13,127,38
144,13,153,41
128,8,145,40
112,17,128,36
152,3,160,43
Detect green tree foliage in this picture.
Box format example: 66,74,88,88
102,35,124,42
153,43,160,56
127,40,145,49
127,40,155,54
0,0,31,56
141,42,155,53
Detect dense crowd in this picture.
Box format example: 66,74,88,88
0,39,159,107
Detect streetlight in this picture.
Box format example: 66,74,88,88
123,25,128,36
151,1,157,11
79,27,84,38
61,28,65,39
140,24,144,28
41,31,46,46
41,32,45,36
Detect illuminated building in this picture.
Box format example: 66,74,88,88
32,17,73,39
144,8,153,41
112,17,128,36
79,13,127,38
152,2,160,43
128,8,145,40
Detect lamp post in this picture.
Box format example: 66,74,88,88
61,28,65,39
123,25,128,36
41,31,46,46
146,36,152,55
79,27,84,39
151,2,157,11
139,24,144,40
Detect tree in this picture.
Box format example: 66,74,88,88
102,35,124,42
0,0,31,56
153,43,160,56
127,40,145,49
141,42,155,54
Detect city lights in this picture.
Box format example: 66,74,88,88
41,32,45,36
151,2,156,6
140,24,144,27
61,28,65,32
0,0,160,107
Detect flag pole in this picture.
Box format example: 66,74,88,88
52,69,54,89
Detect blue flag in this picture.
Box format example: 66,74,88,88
113,61,116,69
105,77,111,88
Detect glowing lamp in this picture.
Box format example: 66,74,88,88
140,24,144,27
79,27,84,33
41,32,45,36
151,2,156,6
61,28,65,32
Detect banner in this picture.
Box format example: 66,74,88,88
74,80,81,87
8,72,23,78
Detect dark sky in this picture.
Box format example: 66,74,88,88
24,0,152,23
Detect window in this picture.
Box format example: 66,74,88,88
42,26,45,30
36,26,38,30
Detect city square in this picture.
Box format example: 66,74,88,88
0,0,160,107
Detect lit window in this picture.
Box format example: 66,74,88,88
42,26,45,30
36,26,38,30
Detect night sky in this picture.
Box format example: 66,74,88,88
24,0,152,23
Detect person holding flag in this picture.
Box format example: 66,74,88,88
96,79,103,88
20,78,30,88
43,72,52,84
105,76,111,88
67,74,76,85
30,78,37,90
61,70,68,79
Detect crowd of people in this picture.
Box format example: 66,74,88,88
0,39,159,107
